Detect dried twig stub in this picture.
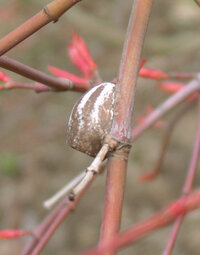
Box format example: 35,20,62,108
43,171,85,209
69,144,110,201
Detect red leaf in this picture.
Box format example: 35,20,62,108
68,43,92,78
0,71,11,82
0,229,30,239
68,32,97,78
48,65,88,84
139,67,169,80
157,82,185,93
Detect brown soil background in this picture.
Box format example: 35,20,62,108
0,1,200,254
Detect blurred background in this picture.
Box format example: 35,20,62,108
0,0,200,254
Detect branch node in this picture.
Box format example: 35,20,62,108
105,135,132,159
43,6,59,23
59,77,74,90
104,135,119,151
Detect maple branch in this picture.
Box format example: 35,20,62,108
132,76,200,142
80,189,200,255
0,56,89,91
100,1,153,254
163,96,200,255
0,0,82,55
0,81,51,93
140,99,196,182
21,174,97,255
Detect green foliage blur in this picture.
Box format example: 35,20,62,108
0,153,20,177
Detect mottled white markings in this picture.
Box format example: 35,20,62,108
92,82,115,124
76,83,103,130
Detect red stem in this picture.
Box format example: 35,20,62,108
162,217,184,255
0,56,89,91
21,200,66,255
80,189,200,255
31,200,76,255
132,78,200,141
99,157,128,254
110,0,153,141
100,1,153,255
140,100,196,182
169,72,194,80
0,0,81,55
184,98,200,192
1,82,51,92
21,175,96,255
163,96,200,255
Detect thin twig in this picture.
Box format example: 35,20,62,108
80,189,200,255
0,81,51,93
169,72,194,80
140,100,196,182
69,144,110,200
21,198,66,255
163,96,200,255
0,0,82,55
43,171,85,210
132,78,200,142
21,174,97,255
0,56,89,91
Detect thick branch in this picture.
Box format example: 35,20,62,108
0,0,82,55
99,155,128,254
110,0,153,142
0,56,89,91
100,1,153,255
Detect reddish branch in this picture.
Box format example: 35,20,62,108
80,189,200,255
100,1,153,255
140,100,196,182
0,0,82,55
163,96,200,255
110,0,153,141
21,175,97,255
0,0,199,254
99,156,128,255
132,77,200,141
0,56,89,91
0,82,51,93
18,76,200,255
